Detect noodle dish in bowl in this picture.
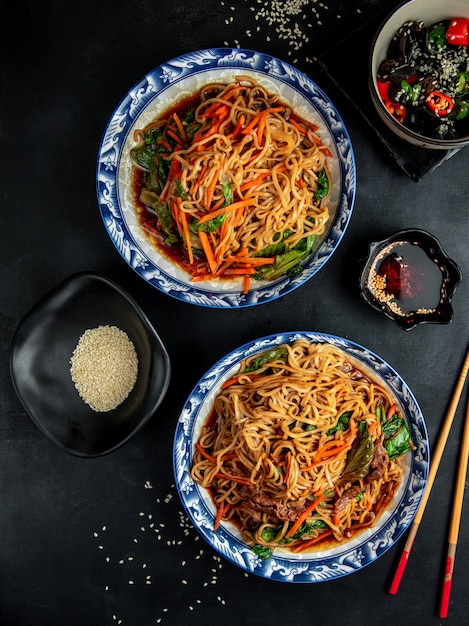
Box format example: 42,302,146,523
97,48,356,308
174,332,429,582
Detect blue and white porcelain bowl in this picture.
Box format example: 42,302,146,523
97,48,356,308
173,332,429,582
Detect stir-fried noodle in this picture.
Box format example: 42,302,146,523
132,77,332,291
191,341,413,555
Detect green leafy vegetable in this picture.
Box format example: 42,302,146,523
449,100,469,121
254,234,315,281
292,518,328,540
428,24,446,48
254,230,294,258
375,405,386,424
137,193,179,245
244,347,289,373
190,213,227,233
314,169,329,201
174,179,188,200
327,411,353,436
222,182,233,206
251,544,274,560
182,110,202,140
382,415,412,459
341,420,374,482
191,183,233,233
130,128,162,171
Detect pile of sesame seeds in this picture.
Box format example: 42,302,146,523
70,325,138,412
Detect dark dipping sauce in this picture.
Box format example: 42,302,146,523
368,241,445,317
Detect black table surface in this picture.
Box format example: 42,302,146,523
2,1,469,624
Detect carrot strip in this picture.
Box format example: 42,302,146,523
285,494,326,538
303,420,358,471
222,376,240,389
214,472,252,486
221,84,248,100
197,198,256,225
257,114,266,144
190,268,226,282
224,255,275,266
216,216,231,262
172,112,187,141
239,171,272,192
167,128,183,146
213,500,225,532
289,117,307,135
191,164,208,195
179,207,194,264
157,138,173,152
243,274,251,294
213,103,230,118
242,106,283,135
234,248,249,257
198,231,218,274
230,114,245,137
292,530,333,553
195,442,217,463
211,196,225,212
224,267,256,276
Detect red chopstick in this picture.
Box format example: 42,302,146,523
389,347,469,595
439,395,469,618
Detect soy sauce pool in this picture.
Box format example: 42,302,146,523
368,241,445,316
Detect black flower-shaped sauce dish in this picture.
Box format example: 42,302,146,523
360,229,462,330
10,272,171,456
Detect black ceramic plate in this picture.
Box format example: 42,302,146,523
10,272,171,457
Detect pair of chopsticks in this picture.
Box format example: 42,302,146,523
389,346,469,618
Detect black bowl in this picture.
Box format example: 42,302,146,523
10,272,171,456
360,229,462,330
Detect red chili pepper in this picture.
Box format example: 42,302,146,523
377,79,390,101
426,91,455,117
385,100,407,123
446,17,469,46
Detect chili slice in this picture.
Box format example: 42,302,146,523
426,91,455,117
446,17,469,46
385,100,407,123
